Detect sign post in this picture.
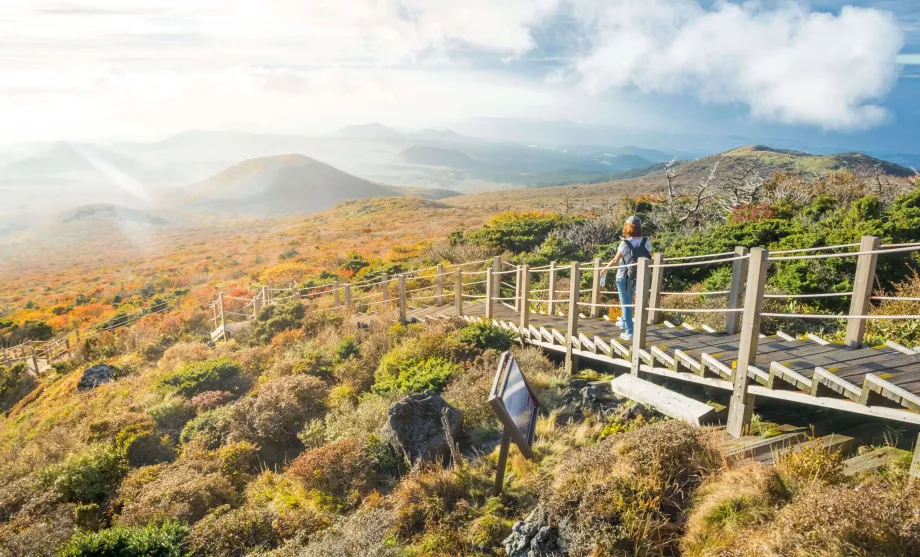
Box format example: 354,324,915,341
489,351,541,496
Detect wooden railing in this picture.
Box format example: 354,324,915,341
209,235,920,438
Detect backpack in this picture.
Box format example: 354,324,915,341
623,238,651,284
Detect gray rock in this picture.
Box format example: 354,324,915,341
383,390,463,464
504,507,561,557
77,364,115,391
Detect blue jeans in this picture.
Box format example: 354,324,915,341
616,276,635,336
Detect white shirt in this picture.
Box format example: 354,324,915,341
616,237,652,278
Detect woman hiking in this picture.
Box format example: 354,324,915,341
601,215,652,341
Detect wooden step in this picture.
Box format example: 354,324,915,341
842,446,908,475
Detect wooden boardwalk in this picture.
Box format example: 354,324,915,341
407,301,920,426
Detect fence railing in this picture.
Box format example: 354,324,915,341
208,236,920,439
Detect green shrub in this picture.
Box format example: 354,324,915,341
456,321,515,351
115,422,175,467
186,505,277,556
180,405,234,449
372,356,460,394
157,358,242,397
325,392,397,443
252,302,306,344
59,520,188,557
467,211,566,252
39,445,126,504
147,400,195,439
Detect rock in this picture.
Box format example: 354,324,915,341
383,390,463,464
77,364,115,391
560,380,622,422
503,507,561,557
615,399,661,422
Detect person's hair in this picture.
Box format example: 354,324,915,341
623,222,642,237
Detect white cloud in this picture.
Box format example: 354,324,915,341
0,0,910,140
567,0,904,130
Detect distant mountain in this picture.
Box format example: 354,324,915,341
59,203,168,225
178,154,397,215
407,129,475,143
606,146,672,163
337,123,402,140
1,142,145,177
398,145,486,170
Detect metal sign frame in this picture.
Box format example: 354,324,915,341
488,350,541,494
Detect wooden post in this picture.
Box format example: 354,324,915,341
725,246,749,335
75,328,80,344
910,432,920,482
343,284,352,309
218,291,227,340
565,261,580,375
436,264,445,306
492,430,511,496
30,346,38,374
253,287,264,318
727,247,768,438
332,282,340,307
846,235,881,348
514,266,522,312
381,273,389,303
64,338,70,354
455,269,463,317
266,283,272,304
398,274,407,322
211,300,218,328
547,261,557,315
647,253,664,325
492,255,502,303
291,281,300,300
520,264,531,331
485,268,494,320
630,257,652,375
590,257,602,318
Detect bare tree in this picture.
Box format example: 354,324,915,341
659,158,721,230
716,155,765,211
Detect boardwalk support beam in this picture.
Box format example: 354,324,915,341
727,247,768,438
565,261,580,375
520,264,531,332
590,257,602,318
436,264,445,306
485,268,494,320
846,235,881,348
381,273,389,304
647,253,664,325
631,257,652,375
548,261,557,315
725,246,749,335
398,275,407,322
455,269,463,317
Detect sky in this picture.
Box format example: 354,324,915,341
0,0,918,153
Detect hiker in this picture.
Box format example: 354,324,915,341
601,215,652,342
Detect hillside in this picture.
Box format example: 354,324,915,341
337,122,402,139
398,145,486,170
59,204,168,225
0,142,145,177
177,154,398,215
446,145,917,212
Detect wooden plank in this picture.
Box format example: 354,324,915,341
768,361,813,392
886,340,918,355
811,367,862,400
775,330,795,341
610,374,717,425
843,446,905,475
594,336,612,357
806,333,830,346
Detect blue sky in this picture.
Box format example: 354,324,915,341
0,1,917,155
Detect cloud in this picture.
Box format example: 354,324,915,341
0,0,910,140
566,0,904,130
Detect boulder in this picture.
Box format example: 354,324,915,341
503,507,561,557
77,364,115,391
384,390,463,464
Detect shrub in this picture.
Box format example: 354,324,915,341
325,392,397,443
774,435,847,490
39,445,127,504
117,457,239,527
542,421,722,556
228,374,327,459
467,211,565,252
288,438,378,510
59,521,188,557
372,356,460,394
456,321,515,351
186,505,277,556
187,390,234,412
252,302,306,344
298,503,400,557
391,466,487,540
147,399,196,439
115,422,175,467
157,358,243,397
180,405,234,449
442,354,498,430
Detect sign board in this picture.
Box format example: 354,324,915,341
489,351,541,494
